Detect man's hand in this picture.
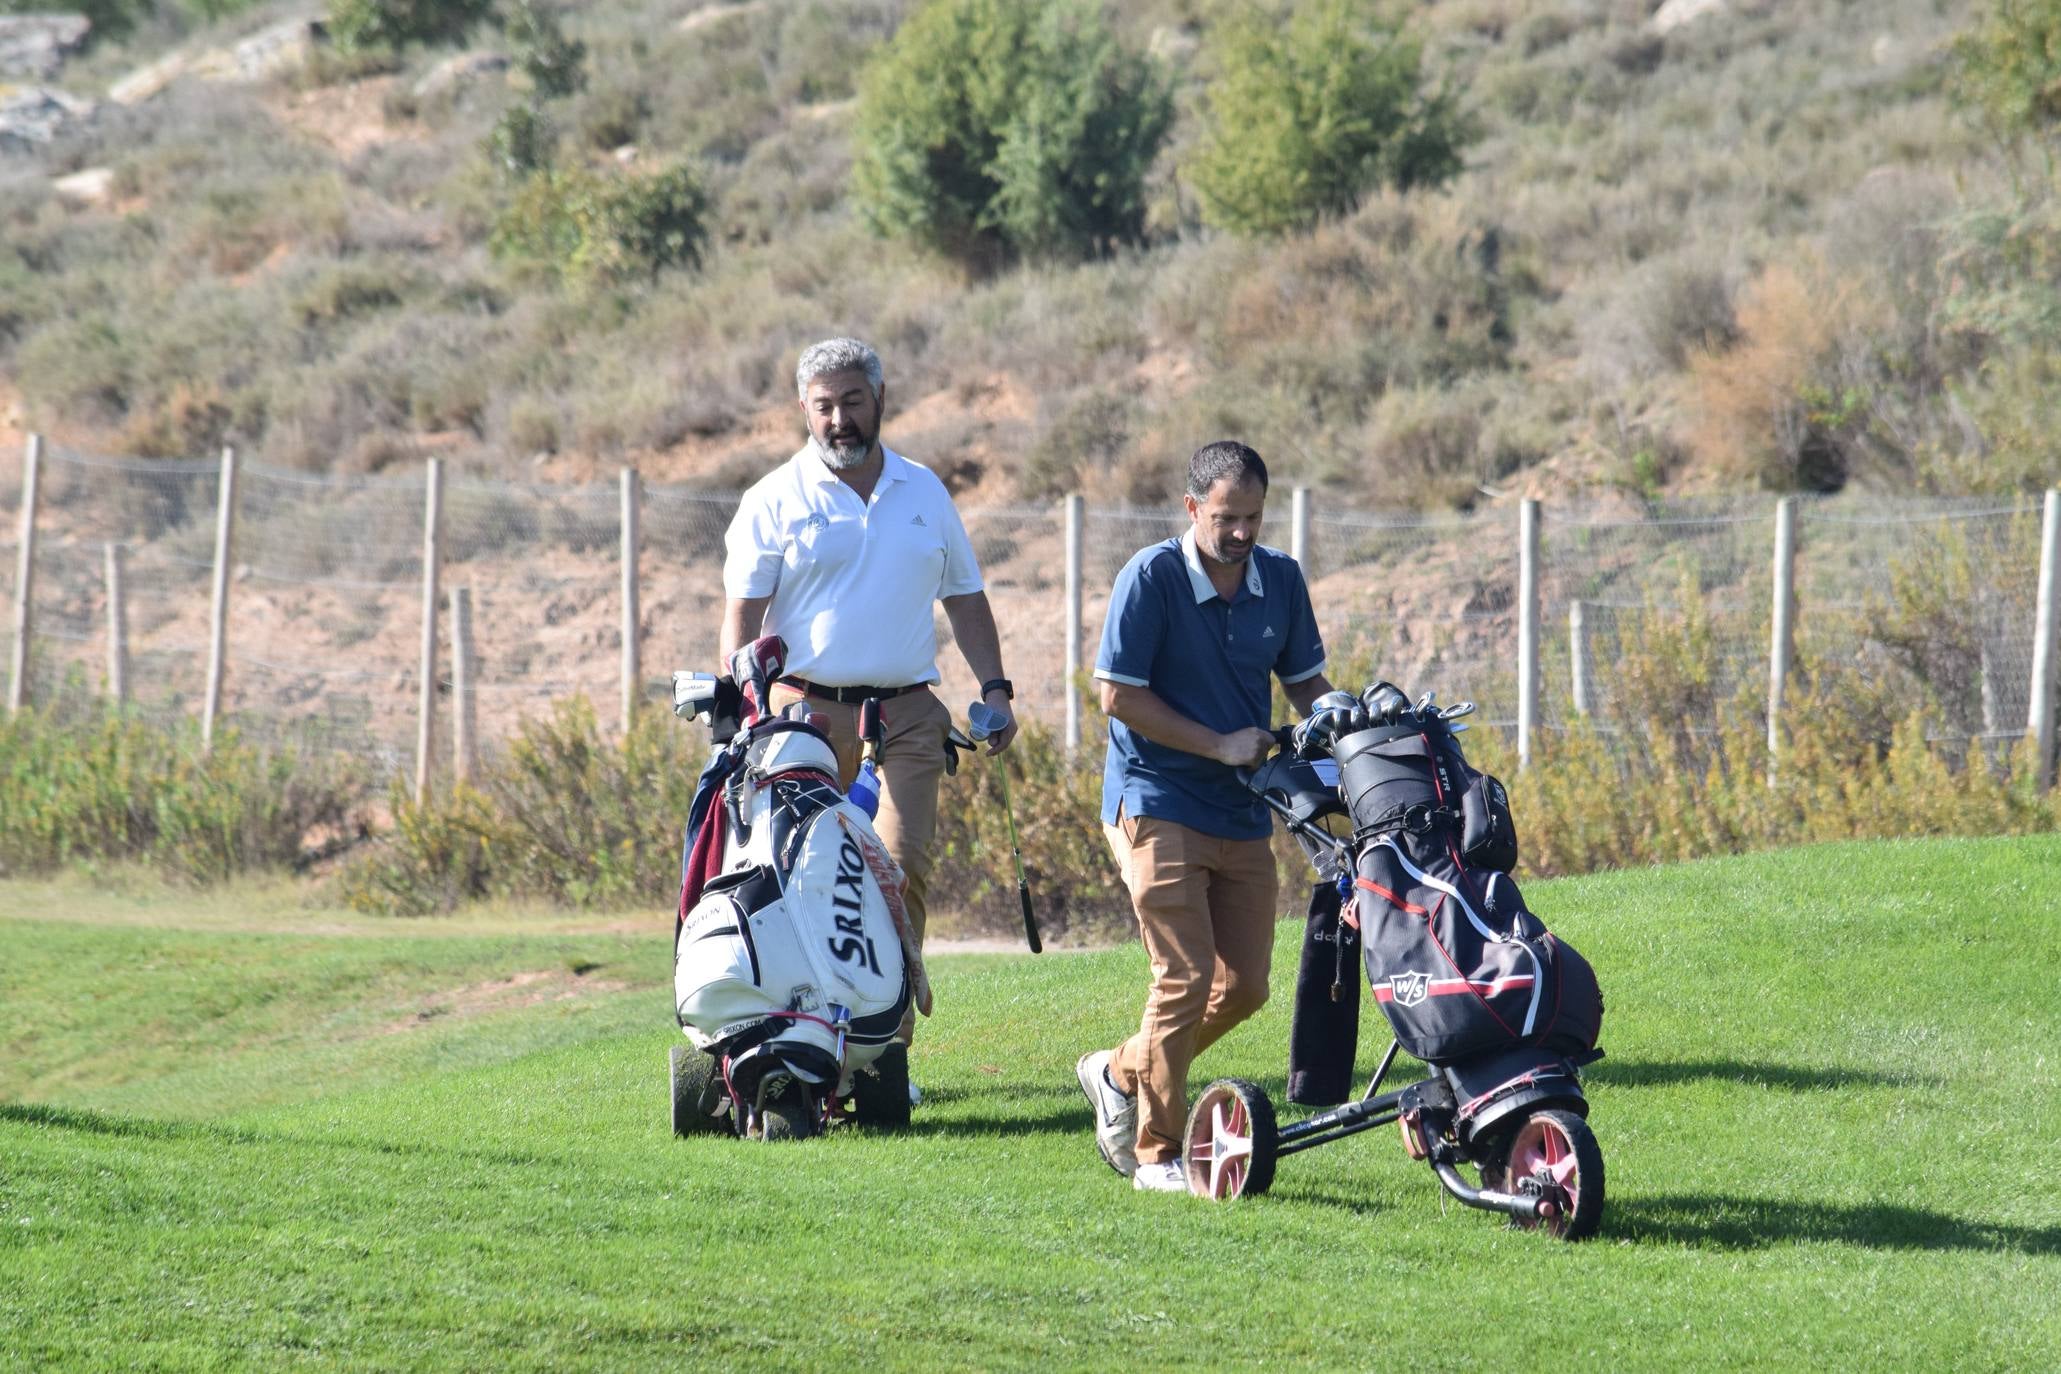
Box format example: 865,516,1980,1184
979,690,1019,754
1214,726,1276,769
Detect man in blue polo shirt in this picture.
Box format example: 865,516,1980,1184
1076,440,1335,1192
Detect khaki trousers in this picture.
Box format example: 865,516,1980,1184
1103,810,1278,1165
768,683,950,1044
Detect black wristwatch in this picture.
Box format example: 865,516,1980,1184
980,677,1014,701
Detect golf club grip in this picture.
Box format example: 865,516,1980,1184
1017,876,1042,954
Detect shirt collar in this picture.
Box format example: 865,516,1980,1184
799,443,909,489
1179,528,1263,604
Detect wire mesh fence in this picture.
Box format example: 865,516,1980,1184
5,439,2057,782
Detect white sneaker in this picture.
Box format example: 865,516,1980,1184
1132,1159,1189,1193
1076,1049,1138,1178
907,1080,923,1107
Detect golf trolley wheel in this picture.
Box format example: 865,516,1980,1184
1497,1108,1604,1241
847,1044,912,1129
1183,1078,1278,1201
756,1078,821,1142
669,1044,728,1137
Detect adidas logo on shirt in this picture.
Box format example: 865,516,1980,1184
910,514,927,526
1263,625,1277,638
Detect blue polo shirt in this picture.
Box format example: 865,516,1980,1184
1096,531,1327,840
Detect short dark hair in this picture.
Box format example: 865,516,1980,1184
1187,441,1269,500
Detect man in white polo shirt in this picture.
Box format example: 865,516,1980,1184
720,337,1019,1087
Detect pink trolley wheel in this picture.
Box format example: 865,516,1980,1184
1499,1108,1605,1241
1183,1078,1278,1200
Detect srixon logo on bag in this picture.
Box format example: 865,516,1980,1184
829,835,883,975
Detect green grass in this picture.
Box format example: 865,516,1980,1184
4,837,2059,1370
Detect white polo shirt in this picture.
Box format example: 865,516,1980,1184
723,445,985,687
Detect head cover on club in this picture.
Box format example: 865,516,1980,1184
965,701,1009,744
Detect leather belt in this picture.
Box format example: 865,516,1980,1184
777,676,922,705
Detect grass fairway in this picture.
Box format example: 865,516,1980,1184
4,838,2059,1371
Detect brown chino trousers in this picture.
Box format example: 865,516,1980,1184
1103,809,1279,1165
768,683,951,1044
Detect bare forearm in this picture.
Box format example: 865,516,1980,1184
1284,673,1337,717
941,591,1005,686
1100,680,1270,767
719,596,770,663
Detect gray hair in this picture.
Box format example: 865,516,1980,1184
795,337,884,401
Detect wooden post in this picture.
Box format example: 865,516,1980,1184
620,467,640,731
200,446,238,752
105,543,128,705
7,434,39,716
1517,498,1540,769
415,458,443,806
1064,493,1083,754
1768,496,1798,782
451,585,477,786
1290,486,1311,571
2029,488,2061,790
1569,599,1589,717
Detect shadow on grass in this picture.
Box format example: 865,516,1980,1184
0,1101,558,1169
1584,1058,1940,1091
1612,1193,2061,1254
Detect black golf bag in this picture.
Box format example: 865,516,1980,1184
1331,709,1602,1068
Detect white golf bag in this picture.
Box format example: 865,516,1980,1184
669,637,930,1138
674,723,915,1086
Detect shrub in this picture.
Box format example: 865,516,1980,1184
1950,0,2061,149
336,697,707,915
853,0,1173,267
1187,0,1471,237
0,697,367,884
327,0,493,56
491,161,711,282
485,103,554,180
505,0,586,100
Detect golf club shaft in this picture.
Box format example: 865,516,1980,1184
993,761,1042,954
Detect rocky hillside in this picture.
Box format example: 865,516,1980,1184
2,0,2056,508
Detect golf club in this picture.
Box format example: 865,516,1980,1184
966,701,1041,954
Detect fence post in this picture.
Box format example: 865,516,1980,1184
621,467,641,731
105,543,128,705
1290,486,1311,571
452,585,477,786
1767,496,1798,783
1063,493,1083,754
7,434,39,716
200,446,238,752
1569,599,1589,717
415,458,443,806
1517,498,1540,769
2030,488,2061,791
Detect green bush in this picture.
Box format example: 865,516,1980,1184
505,0,586,99
1188,0,1471,237
1950,0,2061,148
327,0,492,55
0,699,367,884
490,161,711,282
853,0,1173,267
336,697,704,915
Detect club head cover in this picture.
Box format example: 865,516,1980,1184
727,635,787,725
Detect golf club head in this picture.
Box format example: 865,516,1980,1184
670,671,721,720
727,635,786,725
1361,682,1410,724
1310,689,1359,716
1437,701,1476,721
941,723,974,775
966,701,1009,744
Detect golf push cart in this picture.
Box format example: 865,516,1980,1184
1182,683,1608,1241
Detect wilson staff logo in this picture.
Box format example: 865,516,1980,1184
1388,971,1430,1008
